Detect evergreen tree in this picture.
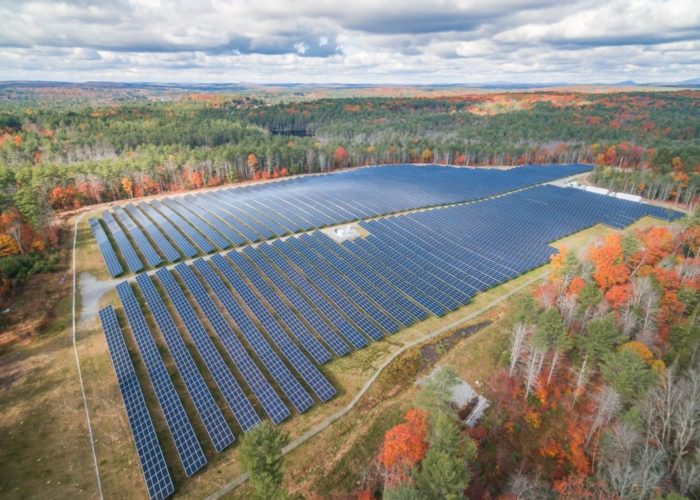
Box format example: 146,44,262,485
240,421,290,500
415,366,460,415
383,483,421,500
601,349,656,401
579,314,626,368
415,412,477,499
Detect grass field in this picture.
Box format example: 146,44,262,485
0,214,675,499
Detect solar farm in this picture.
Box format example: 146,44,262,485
89,164,682,499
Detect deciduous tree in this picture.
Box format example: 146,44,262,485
379,409,429,485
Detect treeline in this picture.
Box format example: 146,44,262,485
0,91,698,260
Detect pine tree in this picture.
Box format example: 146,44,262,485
240,421,289,500
414,412,476,499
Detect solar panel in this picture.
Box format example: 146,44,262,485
99,306,174,500
135,273,234,452
241,246,351,357
116,281,207,476
124,204,181,262
188,197,249,245
279,238,385,341
161,198,230,250
113,206,163,267
102,211,144,273
89,217,123,277
232,198,290,236
298,234,406,330
205,192,274,240
181,195,246,246
307,232,421,326
197,193,263,243
138,202,198,258
212,254,336,402
227,250,332,365
154,268,260,432
174,262,290,425
153,199,216,253
193,258,314,413
257,243,368,350
346,240,447,315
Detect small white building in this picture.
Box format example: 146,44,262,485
583,185,610,196
612,192,642,202
420,367,490,427
450,380,490,427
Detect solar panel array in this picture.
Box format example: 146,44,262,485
113,206,163,267
89,217,123,277
91,164,591,273
135,273,235,453
102,210,143,273
173,262,290,424
124,203,181,262
138,202,198,258
116,281,207,477
95,164,685,499
154,268,260,432
99,306,174,500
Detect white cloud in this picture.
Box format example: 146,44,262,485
0,0,697,83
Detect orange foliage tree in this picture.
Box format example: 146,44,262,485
246,153,258,177
190,170,204,189
379,408,428,484
333,146,349,169
589,235,630,291
636,226,674,267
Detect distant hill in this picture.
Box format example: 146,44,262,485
1,79,697,92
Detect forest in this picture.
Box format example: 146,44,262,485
1,89,699,295
349,217,699,499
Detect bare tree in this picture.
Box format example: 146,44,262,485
509,322,529,377
644,367,700,482
635,442,666,499
632,276,659,345
506,472,549,500
587,386,622,445
523,343,546,399
676,455,700,497
557,293,578,329
601,423,664,499
572,359,589,406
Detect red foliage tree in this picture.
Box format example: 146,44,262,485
604,283,631,309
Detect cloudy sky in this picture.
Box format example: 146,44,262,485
1,0,699,84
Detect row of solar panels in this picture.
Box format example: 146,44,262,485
98,184,681,498
90,164,592,276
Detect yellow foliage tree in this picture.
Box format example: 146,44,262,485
0,233,19,257
619,340,654,366
121,177,133,198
